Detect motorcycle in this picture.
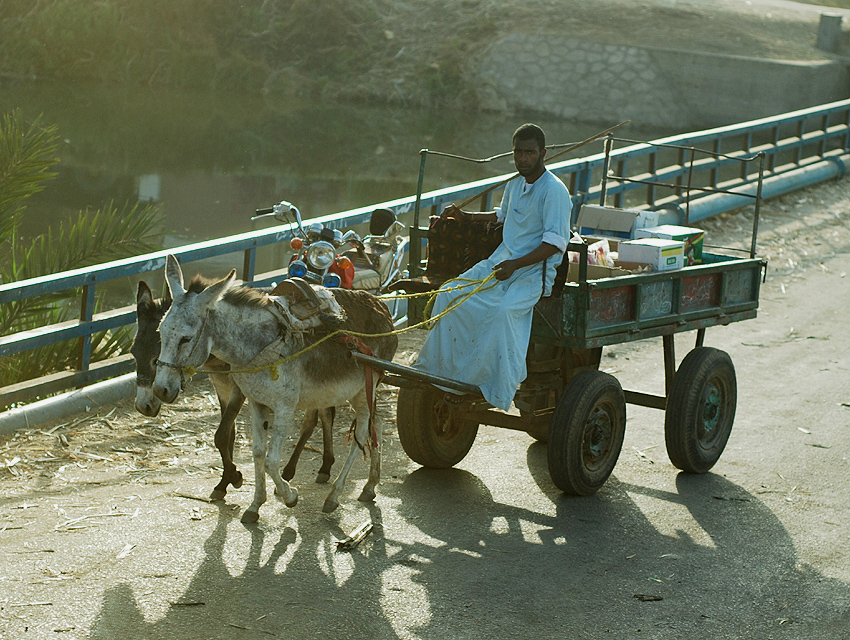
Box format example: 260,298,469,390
253,201,409,319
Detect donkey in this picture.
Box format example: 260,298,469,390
152,255,397,522
130,280,337,502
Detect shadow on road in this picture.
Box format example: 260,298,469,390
87,456,850,639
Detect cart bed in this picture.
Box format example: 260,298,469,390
532,253,766,349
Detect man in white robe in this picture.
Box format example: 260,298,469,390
413,123,572,410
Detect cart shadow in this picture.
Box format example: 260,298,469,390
521,440,850,635
86,456,850,639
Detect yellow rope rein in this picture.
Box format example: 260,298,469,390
181,272,498,380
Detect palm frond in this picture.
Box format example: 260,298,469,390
0,110,60,243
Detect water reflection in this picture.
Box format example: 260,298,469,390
2,81,680,247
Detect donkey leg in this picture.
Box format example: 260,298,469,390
266,409,298,508
209,376,245,500
316,406,336,484
242,402,271,524
281,410,318,482
359,410,382,504
323,394,370,513
210,388,245,500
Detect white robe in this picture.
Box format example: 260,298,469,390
413,170,572,410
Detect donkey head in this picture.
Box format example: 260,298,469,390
130,280,171,416
153,254,236,404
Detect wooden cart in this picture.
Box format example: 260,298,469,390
353,138,768,494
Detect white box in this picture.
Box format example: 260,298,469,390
634,224,705,264
575,205,660,240
617,238,685,271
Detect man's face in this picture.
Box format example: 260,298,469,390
512,137,546,179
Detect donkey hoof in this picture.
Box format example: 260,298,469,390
322,496,339,513
275,488,298,508
285,489,298,508
231,472,243,489
241,509,260,524
209,488,227,502
315,472,330,484
358,488,376,503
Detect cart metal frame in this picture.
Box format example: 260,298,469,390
365,136,768,493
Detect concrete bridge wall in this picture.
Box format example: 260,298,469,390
477,35,850,129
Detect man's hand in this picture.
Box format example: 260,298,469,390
440,203,465,221
492,259,517,280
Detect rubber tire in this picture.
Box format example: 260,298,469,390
665,347,737,474
397,386,479,468
547,371,626,496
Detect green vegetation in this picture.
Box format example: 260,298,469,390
0,0,494,107
0,109,162,398
1,1,843,105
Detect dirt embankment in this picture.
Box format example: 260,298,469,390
1,0,847,107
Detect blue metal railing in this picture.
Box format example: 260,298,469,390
2,98,849,407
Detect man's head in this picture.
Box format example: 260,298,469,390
512,123,547,182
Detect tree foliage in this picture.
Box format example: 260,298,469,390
0,109,162,397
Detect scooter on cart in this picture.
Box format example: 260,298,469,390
252,201,409,320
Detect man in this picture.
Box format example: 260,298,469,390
413,123,572,410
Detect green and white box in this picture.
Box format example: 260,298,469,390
617,238,685,271
634,224,704,264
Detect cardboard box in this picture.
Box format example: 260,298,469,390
618,238,685,271
575,205,660,240
566,262,627,282
634,224,704,265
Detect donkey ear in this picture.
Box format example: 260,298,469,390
137,280,154,306
196,268,237,310
164,255,186,303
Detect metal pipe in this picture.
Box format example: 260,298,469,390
349,351,481,395
655,152,850,226
410,149,428,277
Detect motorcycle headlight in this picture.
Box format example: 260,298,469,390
288,260,308,278
323,273,342,288
306,241,336,270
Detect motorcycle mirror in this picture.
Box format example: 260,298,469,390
273,200,306,239
339,230,363,248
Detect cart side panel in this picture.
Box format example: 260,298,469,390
639,280,674,319
723,267,758,305
589,286,635,328
530,256,765,349
681,273,721,312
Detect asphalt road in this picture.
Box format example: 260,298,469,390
1,180,849,639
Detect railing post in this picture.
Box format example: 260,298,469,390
76,283,95,385
711,138,721,188
819,113,829,158
612,158,626,208
741,131,752,179
243,247,257,282
647,150,658,206
795,120,806,165
769,125,779,173
573,163,593,226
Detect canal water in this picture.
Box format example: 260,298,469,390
2,81,681,295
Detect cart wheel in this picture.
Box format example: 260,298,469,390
665,347,737,473
547,371,626,496
397,387,479,468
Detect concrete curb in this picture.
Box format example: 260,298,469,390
0,374,135,435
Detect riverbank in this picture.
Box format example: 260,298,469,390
1,0,848,114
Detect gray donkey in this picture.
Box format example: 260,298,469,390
152,255,397,522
